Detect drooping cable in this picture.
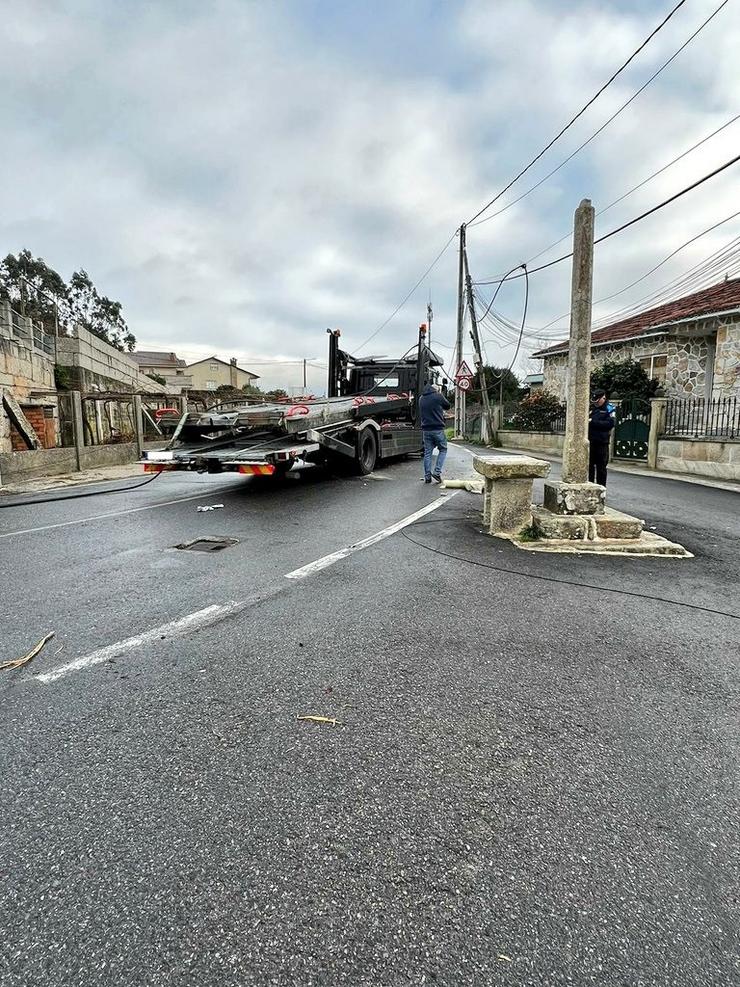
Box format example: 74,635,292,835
465,0,692,226
475,151,740,286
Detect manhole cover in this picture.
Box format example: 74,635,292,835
175,537,239,552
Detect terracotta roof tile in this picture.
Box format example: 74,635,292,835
533,278,740,357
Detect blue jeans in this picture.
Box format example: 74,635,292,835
423,429,448,479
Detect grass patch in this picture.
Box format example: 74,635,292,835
518,523,540,543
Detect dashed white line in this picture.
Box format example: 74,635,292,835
284,493,457,580
33,493,460,683
35,602,245,684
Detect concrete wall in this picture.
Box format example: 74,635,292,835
656,437,740,481
57,326,178,394
1,314,58,453
0,441,143,485
498,430,565,455
0,447,77,482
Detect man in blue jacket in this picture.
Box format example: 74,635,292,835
589,389,615,486
419,383,451,483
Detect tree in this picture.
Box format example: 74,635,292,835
506,390,565,431
591,359,659,400
65,269,136,352
0,250,136,352
264,388,290,402
147,372,167,386
241,383,264,397
467,366,522,404
0,249,67,333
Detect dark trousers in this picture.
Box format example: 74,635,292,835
589,442,610,486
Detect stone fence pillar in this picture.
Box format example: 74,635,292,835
71,390,85,472
647,398,668,470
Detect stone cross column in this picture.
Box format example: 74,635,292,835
561,198,595,484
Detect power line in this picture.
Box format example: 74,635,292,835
523,111,740,266
470,213,740,355
504,212,740,339
400,523,739,622
468,1,732,232
0,470,162,510
465,0,691,225
354,229,458,353
475,151,740,286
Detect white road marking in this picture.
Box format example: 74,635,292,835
31,484,462,684
284,492,458,581
35,601,245,684
0,485,241,541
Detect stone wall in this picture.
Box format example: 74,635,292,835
541,354,568,398
664,330,713,398
713,318,740,397
498,430,565,455
540,323,729,401
656,437,740,481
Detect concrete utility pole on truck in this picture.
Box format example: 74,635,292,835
141,327,445,478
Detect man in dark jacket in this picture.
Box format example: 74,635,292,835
419,383,450,483
589,389,615,486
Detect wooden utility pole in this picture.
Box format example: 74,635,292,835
303,358,307,391
561,198,595,483
463,249,495,443
427,298,433,349
454,225,466,437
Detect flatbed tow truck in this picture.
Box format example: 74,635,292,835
141,325,444,478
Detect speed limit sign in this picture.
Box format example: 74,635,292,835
457,376,471,391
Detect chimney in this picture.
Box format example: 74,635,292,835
230,357,238,389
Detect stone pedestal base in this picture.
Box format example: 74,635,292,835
516,504,690,556
485,478,535,533
532,506,644,541
543,480,605,516
473,455,551,535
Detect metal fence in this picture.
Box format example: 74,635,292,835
664,396,739,440
0,301,56,357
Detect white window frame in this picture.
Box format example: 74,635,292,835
638,353,667,379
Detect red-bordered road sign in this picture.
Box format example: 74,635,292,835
455,360,474,380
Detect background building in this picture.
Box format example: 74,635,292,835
187,356,259,391
132,351,193,392
534,279,740,401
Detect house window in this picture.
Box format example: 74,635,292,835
205,380,217,390
639,354,667,383
209,363,218,371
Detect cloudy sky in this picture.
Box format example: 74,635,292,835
2,0,738,392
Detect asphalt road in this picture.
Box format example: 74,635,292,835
1,447,738,986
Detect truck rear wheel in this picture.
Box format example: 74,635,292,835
355,430,378,475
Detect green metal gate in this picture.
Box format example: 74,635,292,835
614,398,651,460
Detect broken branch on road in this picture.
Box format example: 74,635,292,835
297,714,341,726
1,632,55,671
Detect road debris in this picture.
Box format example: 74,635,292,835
1,632,55,671
297,714,341,726
497,954,512,963
441,478,484,494
196,504,225,512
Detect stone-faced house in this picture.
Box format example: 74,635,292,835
533,278,740,401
